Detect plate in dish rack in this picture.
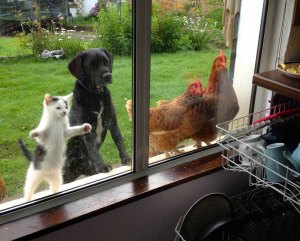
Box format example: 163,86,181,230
277,62,300,79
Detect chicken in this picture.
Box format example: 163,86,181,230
204,50,227,95
126,79,217,157
125,99,133,121
0,175,5,202
149,79,204,133
125,50,239,156
192,50,239,147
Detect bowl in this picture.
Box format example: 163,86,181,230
277,62,300,79
176,193,233,241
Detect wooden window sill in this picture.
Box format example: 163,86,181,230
0,153,222,240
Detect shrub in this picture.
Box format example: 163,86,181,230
182,15,212,50
63,15,96,27
15,4,52,56
151,4,224,53
91,3,132,56
206,7,223,30
205,7,225,48
151,13,184,53
15,4,86,57
17,27,53,56
181,7,225,51
50,31,86,57
15,2,225,57
188,30,212,51
16,28,86,57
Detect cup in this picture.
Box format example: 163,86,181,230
290,143,300,170
263,143,299,183
238,134,267,166
280,143,300,181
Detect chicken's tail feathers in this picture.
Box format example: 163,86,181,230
18,139,33,162
125,99,133,121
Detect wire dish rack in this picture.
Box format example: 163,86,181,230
216,101,300,213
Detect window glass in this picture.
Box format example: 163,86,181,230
0,0,132,207
149,0,243,163
0,0,259,219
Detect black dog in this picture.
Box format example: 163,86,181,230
63,48,131,183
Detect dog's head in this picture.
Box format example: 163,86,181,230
68,48,113,90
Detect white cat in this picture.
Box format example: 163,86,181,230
18,93,92,201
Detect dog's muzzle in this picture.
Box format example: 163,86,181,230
102,72,112,84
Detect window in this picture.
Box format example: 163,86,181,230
0,0,263,223
0,0,134,218
148,0,246,164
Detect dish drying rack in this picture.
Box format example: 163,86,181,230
216,100,300,213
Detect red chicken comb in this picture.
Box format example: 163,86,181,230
195,78,202,89
219,49,226,64
188,78,203,96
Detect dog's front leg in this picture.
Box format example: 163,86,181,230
83,134,112,173
108,111,131,165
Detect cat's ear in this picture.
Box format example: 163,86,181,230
64,93,73,103
44,94,53,105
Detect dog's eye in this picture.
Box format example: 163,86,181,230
102,59,109,66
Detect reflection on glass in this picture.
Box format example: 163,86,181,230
0,1,132,206
149,0,241,163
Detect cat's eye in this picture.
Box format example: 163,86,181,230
56,107,61,110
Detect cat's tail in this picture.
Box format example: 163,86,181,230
18,139,33,162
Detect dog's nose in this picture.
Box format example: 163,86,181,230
102,72,112,78
103,72,112,84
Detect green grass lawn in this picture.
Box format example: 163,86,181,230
0,37,32,57
0,45,230,198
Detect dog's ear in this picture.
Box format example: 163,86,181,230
68,51,85,79
103,49,113,71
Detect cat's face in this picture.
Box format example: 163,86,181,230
43,93,72,118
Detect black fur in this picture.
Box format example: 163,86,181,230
63,48,131,183
18,140,46,170
18,139,33,162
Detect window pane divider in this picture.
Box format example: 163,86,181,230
133,0,152,172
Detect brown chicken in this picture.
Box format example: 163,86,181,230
192,50,239,147
0,175,5,202
126,79,217,157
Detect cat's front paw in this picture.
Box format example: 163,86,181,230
29,130,42,138
82,123,92,133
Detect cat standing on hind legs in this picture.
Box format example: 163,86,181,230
18,93,92,201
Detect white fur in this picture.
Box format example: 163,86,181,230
96,105,104,144
24,93,92,201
